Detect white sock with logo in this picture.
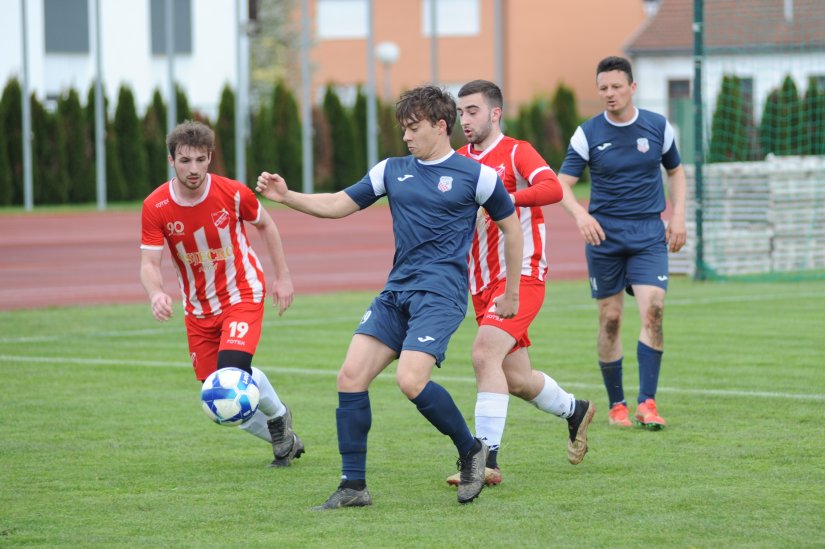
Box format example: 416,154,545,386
237,367,286,442
474,392,510,451
529,373,575,419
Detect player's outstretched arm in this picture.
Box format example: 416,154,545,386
140,248,173,321
256,171,360,219
557,173,606,246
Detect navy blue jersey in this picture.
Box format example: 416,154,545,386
559,108,681,219
344,151,514,307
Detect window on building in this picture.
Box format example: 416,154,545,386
317,0,368,40
421,0,480,37
667,79,690,120
667,79,692,164
150,0,192,55
44,0,89,53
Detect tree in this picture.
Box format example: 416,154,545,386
31,94,70,204
114,85,149,200
271,79,302,190
312,105,333,191
352,86,368,176
176,84,192,123
322,85,358,190
551,83,579,151
249,0,301,103
803,76,825,156
759,88,779,157
216,84,236,178
0,101,12,205
777,75,803,156
57,88,94,203
86,83,126,202
0,78,23,204
247,100,276,187
709,75,749,162
378,99,405,159
143,89,169,188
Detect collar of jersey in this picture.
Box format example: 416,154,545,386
602,107,639,128
170,173,212,207
468,133,505,161
417,150,455,165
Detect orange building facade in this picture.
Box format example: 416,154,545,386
299,0,649,116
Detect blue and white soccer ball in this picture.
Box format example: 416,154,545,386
201,368,260,426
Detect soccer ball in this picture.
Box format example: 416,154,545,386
201,368,260,426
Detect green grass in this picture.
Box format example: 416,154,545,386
1,278,823,548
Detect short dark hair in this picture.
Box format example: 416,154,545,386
596,56,634,84
395,85,457,136
166,120,215,158
457,79,503,110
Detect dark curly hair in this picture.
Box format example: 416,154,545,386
395,85,457,136
166,120,215,158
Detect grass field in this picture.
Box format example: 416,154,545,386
1,278,823,548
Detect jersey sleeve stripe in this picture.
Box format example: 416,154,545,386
474,164,499,204
368,159,389,195
527,165,551,183
570,126,589,161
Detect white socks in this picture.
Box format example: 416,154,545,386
529,373,575,419
475,392,510,451
250,366,286,417
236,367,286,442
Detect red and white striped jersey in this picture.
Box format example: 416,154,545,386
458,134,559,295
141,174,266,317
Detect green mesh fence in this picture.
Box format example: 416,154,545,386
693,0,825,280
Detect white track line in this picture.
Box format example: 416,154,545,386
0,354,822,402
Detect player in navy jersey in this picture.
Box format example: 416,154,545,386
558,56,687,430
256,86,524,508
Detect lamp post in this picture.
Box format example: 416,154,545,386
375,41,400,102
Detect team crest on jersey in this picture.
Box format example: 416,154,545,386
437,176,453,192
495,163,506,179
212,209,230,229
636,138,650,153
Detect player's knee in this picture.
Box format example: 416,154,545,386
396,370,426,399
600,314,621,340
337,363,364,392
504,369,530,398
471,339,507,375
644,303,665,343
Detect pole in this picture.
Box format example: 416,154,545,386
494,0,504,96
366,0,378,169
94,0,106,210
300,0,314,193
692,0,705,280
20,0,33,211
165,0,176,180
235,0,248,183
429,0,438,84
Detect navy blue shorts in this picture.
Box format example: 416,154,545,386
354,289,466,366
585,215,669,299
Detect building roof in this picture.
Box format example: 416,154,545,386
625,0,825,55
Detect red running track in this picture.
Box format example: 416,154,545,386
0,204,586,311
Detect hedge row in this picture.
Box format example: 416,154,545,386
709,74,825,162
0,78,581,206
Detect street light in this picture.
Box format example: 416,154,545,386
375,41,400,101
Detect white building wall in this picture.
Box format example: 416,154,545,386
0,0,237,119
632,52,825,124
